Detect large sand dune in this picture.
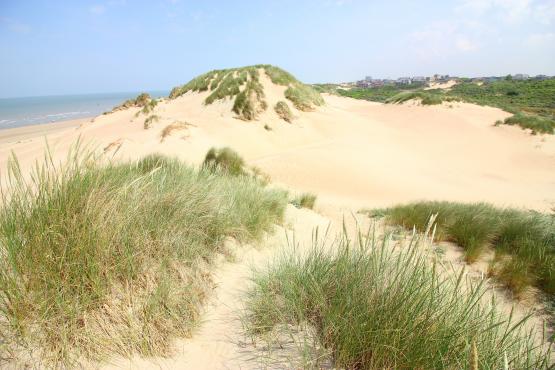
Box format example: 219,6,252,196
1,75,553,211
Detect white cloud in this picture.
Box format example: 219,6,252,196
89,4,106,15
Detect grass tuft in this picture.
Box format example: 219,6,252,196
160,121,194,141
285,84,325,111
377,201,555,297
0,148,287,366
143,114,160,129
274,101,293,122
291,193,317,210
202,147,247,177
245,229,552,369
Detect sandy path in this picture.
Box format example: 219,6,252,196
102,206,336,369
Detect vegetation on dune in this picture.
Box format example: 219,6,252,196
501,112,554,134
135,98,159,117
340,79,555,134
160,121,194,141
111,92,153,113
0,149,287,366
143,114,160,129
285,84,324,111
245,230,552,369
169,65,324,120
385,91,455,105
203,147,247,177
274,101,293,122
291,193,317,210
337,83,427,102
232,78,267,121
372,201,555,297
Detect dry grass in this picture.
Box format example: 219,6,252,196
160,121,195,142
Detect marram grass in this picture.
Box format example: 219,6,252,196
0,147,287,367
372,201,555,297
245,228,552,369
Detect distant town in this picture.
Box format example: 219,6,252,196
349,73,553,88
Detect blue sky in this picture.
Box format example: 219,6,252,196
1,0,554,98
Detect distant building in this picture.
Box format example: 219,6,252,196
397,77,411,85
534,74,549,80
412,76,426,83
356,80,370,88
513,74,529,80
365,76,373,82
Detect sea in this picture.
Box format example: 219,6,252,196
0,90,169,130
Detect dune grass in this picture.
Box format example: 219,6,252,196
373,201,555,297
0,148,287,366
143,114,160,129
502,113,555,134
169,65,324,119
203,147,247,177
160,121,193,141
245,229,552,369
285,84,325,111
111,92,153,113
274,101,293,122
386,91,447,105
291,193,317,210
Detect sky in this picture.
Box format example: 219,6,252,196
0,0,554,98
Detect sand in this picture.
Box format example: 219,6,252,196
2,77,554,368
1,75,553,211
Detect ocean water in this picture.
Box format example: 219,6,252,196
0,90,169,130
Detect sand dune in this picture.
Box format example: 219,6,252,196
1,75,553,211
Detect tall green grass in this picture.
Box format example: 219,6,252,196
386,91,446,105
375,202,555,297
0,148,287,366
245,229,552,369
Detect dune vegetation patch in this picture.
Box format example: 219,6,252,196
245,230,552,369
291,192,317,210
371,201,555,298
502,113,554,135
0,149,287,367
168,65,324,120
160,121,194,141
110,92,153,113
274,101,293,122
143,114,160,129
385,91,458,105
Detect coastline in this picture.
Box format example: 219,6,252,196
0,117,91,146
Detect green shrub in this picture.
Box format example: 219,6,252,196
0,149,287,366
245,230,552,369
377,201,555,296
291,193,316,209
